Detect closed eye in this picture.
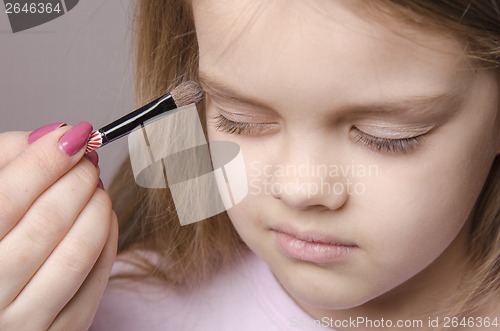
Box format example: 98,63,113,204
351,127,422,154
211,114,279,135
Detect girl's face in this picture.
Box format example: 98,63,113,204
193,0,499,315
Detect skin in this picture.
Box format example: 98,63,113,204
193,0,500,328
0,128,118,330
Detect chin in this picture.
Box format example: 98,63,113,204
287,282,375,311
272,261,384,311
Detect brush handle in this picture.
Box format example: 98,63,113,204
98,93,177,146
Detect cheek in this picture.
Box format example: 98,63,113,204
206,115,268,228
224,182,270,259
211,139,277,252
360,177,466,269
359,140,490,280
361,87,497,272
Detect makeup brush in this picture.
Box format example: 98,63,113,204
86,81,204,153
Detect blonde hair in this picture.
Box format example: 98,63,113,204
110,0,245,288
110,0,499,317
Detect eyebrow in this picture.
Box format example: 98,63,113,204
347,92,463,119
199,73,464,118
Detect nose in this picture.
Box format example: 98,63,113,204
268,156,349,211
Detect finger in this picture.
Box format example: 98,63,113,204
0,121,67,171
0,157,99,305
7,189,114,331
49,211,118,331
0,122,93,239
0,131,30,170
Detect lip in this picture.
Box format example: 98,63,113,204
271,225,357,264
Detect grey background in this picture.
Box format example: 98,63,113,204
0,0,135,185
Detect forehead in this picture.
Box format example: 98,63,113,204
192,0,470,106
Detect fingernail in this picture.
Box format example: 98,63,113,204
58,122,93,156
85,150,99,168
28,122,67,144
97,179,104,190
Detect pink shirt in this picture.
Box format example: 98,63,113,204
92,250,328,331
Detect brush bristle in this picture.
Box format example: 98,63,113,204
170,81,204,107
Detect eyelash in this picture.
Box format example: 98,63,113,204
212,113,421,153
212,114,277,135
350,127,421,154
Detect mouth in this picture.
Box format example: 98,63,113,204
271,225,357,264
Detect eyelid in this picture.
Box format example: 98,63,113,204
217,108,269,123
208,93,279,122
351,127,423,153
212,103,281,127
354,124,433,139
211,114,279,135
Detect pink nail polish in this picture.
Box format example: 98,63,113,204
85,151,99,168
58,122,93,156
28,122,67,144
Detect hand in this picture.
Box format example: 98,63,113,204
0,122,118,331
